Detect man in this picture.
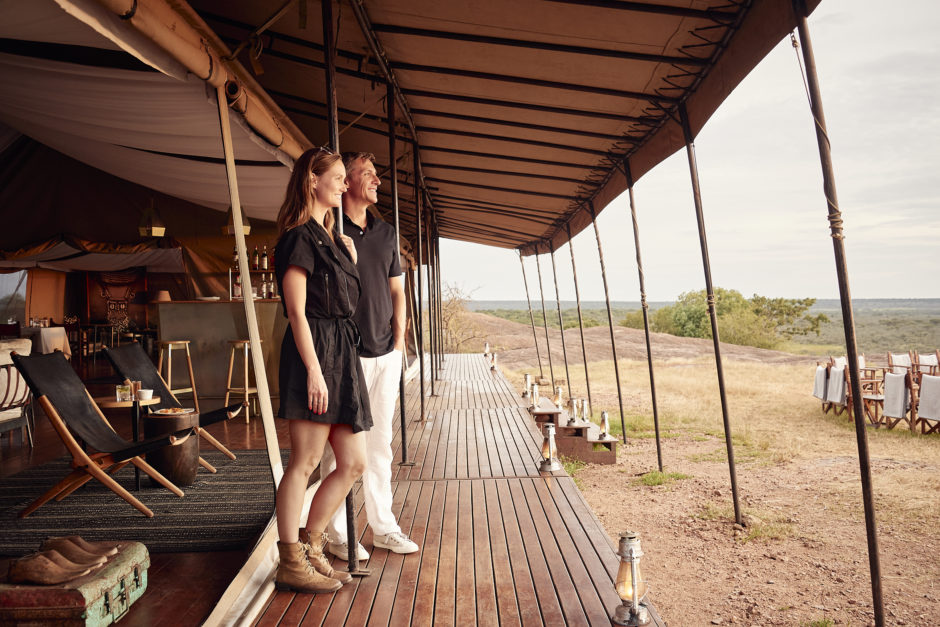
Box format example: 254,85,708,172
315,151,419,559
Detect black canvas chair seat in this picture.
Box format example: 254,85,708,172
103,342,243,467
11,350,194,518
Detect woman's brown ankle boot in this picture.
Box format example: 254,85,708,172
275,541,342,594
298,529,353,584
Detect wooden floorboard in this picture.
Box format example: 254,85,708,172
252,354,664,626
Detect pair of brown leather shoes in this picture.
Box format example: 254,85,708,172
8,536,119,585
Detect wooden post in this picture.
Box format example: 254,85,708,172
678,102,742,526
623,159,663,471
534,246,556,386
794,3,883,622
564,224,593,423
414,144,427,419
519,251,546,381
550,247,572,400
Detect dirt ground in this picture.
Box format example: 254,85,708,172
471,311,940,626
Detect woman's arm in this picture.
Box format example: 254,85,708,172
282,265,329,414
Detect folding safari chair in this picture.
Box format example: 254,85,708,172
881,370,913,431
813,362,829,411
914,350,939,374
825,359,848,416
102,342,244,473
11,350,194,518
888,351,914,375
913,369,940,435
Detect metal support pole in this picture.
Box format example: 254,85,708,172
550,247,572,400
388,84,414,466
414,146,427,419
435,234,444,366
678,102,742,526
565,224,593,416
323,0,363,573
794,6,883,623
589,203,627,443
623,159,663,471
321,0,343,236
426,217,437,395
519,251,545,380
533,246,556,385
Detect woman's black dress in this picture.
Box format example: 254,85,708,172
274,219,372,433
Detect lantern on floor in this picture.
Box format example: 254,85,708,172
538,423,562,472
612,531,650,625
490,353,498,371
581,398,591,423
600,411,611,439
523,373,532,398
531,384,540,407
567,397,580,424
483,341,489,356
554,385,564,409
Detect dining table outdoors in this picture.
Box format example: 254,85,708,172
19,325,70,359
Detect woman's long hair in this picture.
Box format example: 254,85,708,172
276,148,342,236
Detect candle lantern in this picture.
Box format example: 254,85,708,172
538,423,562,472
581,398,591,423
523,373,532,398
611,531,650,625
568,397,580,424
483,341,489,356
490,353,498,371
554,385,564,409
600,411,611,439
531,384,540,408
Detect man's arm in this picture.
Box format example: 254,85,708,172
389,275,406,352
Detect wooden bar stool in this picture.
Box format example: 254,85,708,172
156,340,199,412
225,339,260,422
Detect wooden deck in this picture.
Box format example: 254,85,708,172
256,354,664,626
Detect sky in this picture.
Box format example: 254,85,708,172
438,0,940,302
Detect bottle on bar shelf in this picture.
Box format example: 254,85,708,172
261,244,269,271
251,245,260,271
233,272,242,299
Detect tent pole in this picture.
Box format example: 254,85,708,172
214,86,281,483
414,145,427,420
426,217,437,395
565,223,593,415
519,252,545,381
550,247,572,400
436,234,444,366
678,102,742,526
322,0,362,573
589,203,627,442
794,5,883,624
534,246,556,386
387,84,413,466
623,159,663,472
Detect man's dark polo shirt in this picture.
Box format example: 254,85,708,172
343,212,401,358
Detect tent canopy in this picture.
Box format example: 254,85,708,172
0,0,821,259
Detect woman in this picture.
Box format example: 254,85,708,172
272,147,371,593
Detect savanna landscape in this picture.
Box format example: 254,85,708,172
449,297,940,627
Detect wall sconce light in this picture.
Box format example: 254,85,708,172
538,423,562,473
490,353,498,371
612,531,650,626
522,373,532,398
531,383,540,408
600,411,612,440
222,206,251,236
138,198,166,237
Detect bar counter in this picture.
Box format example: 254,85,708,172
154,299,287,412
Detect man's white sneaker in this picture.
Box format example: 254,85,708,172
326,540,369,561
373,532,419,554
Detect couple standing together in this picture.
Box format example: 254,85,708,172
272,148,418,592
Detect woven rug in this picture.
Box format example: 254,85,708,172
0,449,285,556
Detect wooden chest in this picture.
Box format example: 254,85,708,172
0,541,149,626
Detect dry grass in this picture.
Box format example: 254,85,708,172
502,356,940,523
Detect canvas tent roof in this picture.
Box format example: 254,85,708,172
0,0,821,259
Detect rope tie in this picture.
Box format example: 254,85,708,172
827,204,844,240
706,293,716,310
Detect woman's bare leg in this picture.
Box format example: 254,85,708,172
276,420,331,543
304,424,367,534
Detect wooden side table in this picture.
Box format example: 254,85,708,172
95,396,161,490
